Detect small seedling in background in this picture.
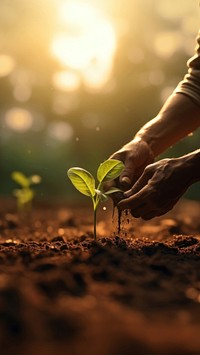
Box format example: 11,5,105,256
67,159,124,240
11,171,41,214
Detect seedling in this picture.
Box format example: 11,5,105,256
67,159,124,240
11,171,42,214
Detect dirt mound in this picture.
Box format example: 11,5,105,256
0,198,200,355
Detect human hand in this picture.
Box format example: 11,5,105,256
104,138,154,204
118,157,192,220
109,137,154,188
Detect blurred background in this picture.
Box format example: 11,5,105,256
0,0,200,201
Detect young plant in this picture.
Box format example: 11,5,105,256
11,171,42,214
67,159,124,240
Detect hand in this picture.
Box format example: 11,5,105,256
118,157,193,220
104,138,154,205
108,137,154,189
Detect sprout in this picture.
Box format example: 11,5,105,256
67,159,124,240
11,171,41,214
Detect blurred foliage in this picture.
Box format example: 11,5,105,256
0,0,200,201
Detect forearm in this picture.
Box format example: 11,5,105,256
179,149,200,183
135,93,200,157
135,29,200,158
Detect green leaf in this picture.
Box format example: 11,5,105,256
11,171,30,187
14,188,34,204
67,167,96,197
97,159,124,183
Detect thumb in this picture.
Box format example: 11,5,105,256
119,165,135,188
124,168,152,197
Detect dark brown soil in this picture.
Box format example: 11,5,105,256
0,197,200,355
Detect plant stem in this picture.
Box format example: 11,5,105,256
93,208,97,241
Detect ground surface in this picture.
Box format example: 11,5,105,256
0,197,200,355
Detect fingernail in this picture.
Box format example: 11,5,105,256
121,176,131,185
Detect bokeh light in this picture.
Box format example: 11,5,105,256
52,71,81,92
5,108,33,132
47,121,74,142
0,54,15,77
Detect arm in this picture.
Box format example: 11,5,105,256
135,93,200,157
110,93,200,189
110,30,200,188
136,30,200,156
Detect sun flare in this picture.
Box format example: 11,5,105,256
50,1,117,91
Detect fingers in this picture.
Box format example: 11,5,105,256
120,176,131,186
115,157,187,221
103,179,116,192
119,193,159,220
118,187,178,220
118,187,148,210
119,163,136,188
117,167,158,219
110,152,136,188
124,166,153,197
108,152,131,188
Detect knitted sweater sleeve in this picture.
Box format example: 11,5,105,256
174,30,200,105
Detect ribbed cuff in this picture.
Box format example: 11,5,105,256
174,71,200,106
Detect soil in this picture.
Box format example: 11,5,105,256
0,197,200,355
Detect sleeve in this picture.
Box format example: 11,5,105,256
174,30,200,106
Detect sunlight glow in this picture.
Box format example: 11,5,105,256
5,108,33,132
154,31,182,59
0,55,15,77
10,69,34,101
52,71,81,91
128,47,144,64
50,1,117,91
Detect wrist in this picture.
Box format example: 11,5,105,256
134,115,163,158
133,133,156,159
177,150,200,184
